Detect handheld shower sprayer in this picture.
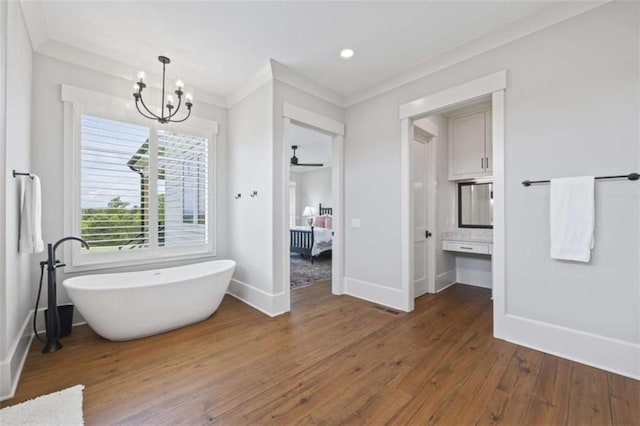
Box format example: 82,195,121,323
35,236,89,353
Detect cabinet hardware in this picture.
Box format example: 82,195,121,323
486,157,489,170
425,230,432,238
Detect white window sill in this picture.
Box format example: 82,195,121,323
63,250,217,274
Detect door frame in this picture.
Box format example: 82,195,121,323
412,121,437,296
399,71,506,322
281,103,345,311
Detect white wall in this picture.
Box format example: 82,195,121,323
297,168,332,219
227,82,274,303
345,2,639,350
456,255,492,289
226,79,343,315
1,1,34,400
30,53,229,304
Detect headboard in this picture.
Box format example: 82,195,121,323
319,203,332,215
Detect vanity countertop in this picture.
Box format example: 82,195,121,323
441,230,493,244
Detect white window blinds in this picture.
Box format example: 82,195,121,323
80,115,150,252
158,130,209,248
79,114,211,257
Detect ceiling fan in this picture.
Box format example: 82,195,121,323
290,145,323,167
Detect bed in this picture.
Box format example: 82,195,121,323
290,203,332,263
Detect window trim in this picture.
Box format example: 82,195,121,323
62,85,218,272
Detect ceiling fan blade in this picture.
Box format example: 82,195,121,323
290,145,322,167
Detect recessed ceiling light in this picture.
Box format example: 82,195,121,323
340,48,354,59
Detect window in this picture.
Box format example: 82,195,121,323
62,85,217,270
77,114,212,265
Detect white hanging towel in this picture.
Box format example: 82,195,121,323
549,176,595,262
19,175,44,254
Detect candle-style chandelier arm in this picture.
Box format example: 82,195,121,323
167,105,192,123
136,92,163,120
134,98,160,121
165,92,183,120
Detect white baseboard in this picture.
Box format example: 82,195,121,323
270,292,289,317
435,270,456,292
0,312,33,402
457,280,492,290
344,277,406,311
499,313,640,380
227,279,284,317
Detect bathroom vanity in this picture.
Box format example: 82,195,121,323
442,231,493,289
441,179,494,289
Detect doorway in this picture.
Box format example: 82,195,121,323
399,71,506,315
281,103,345,312
288,123,334,292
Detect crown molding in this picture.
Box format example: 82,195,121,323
19,0,611,111
225,59,344,109
18,1,227,109
269,59,344,107
18,0,47,50
224,60,273,108
36,40,228,108
344,0,610,107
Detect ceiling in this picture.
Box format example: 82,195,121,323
290,123,332,172
28,1,553,99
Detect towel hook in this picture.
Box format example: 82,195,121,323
234,193,242,199
250,190,258,198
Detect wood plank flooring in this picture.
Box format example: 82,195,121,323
2,282,638,425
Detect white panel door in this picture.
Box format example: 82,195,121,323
412,138,429,298
451,112,485,176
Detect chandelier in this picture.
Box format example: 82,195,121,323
132,56,193,124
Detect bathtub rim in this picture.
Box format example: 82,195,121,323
62,259,236,291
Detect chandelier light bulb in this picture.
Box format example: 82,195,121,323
137,71,146,82
133,83,139,91
176,79,184,89
185,92,193,102
166,95,174,105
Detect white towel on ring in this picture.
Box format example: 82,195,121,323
19,174,44,254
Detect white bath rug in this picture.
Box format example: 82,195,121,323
0,384,84,425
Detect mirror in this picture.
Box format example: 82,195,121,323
458,182,493,228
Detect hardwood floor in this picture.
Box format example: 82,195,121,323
2,283,638,425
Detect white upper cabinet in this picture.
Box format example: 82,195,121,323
448,107,492,180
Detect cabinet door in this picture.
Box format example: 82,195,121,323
451,112,485,177
484,110,493,172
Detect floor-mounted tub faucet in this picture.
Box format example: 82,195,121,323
40,236,89,353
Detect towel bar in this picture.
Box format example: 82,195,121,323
522,173,639,187
12,170,33,179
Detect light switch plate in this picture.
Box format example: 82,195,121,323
351,218,362,228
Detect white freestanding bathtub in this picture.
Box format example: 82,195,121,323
63,260,235,341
